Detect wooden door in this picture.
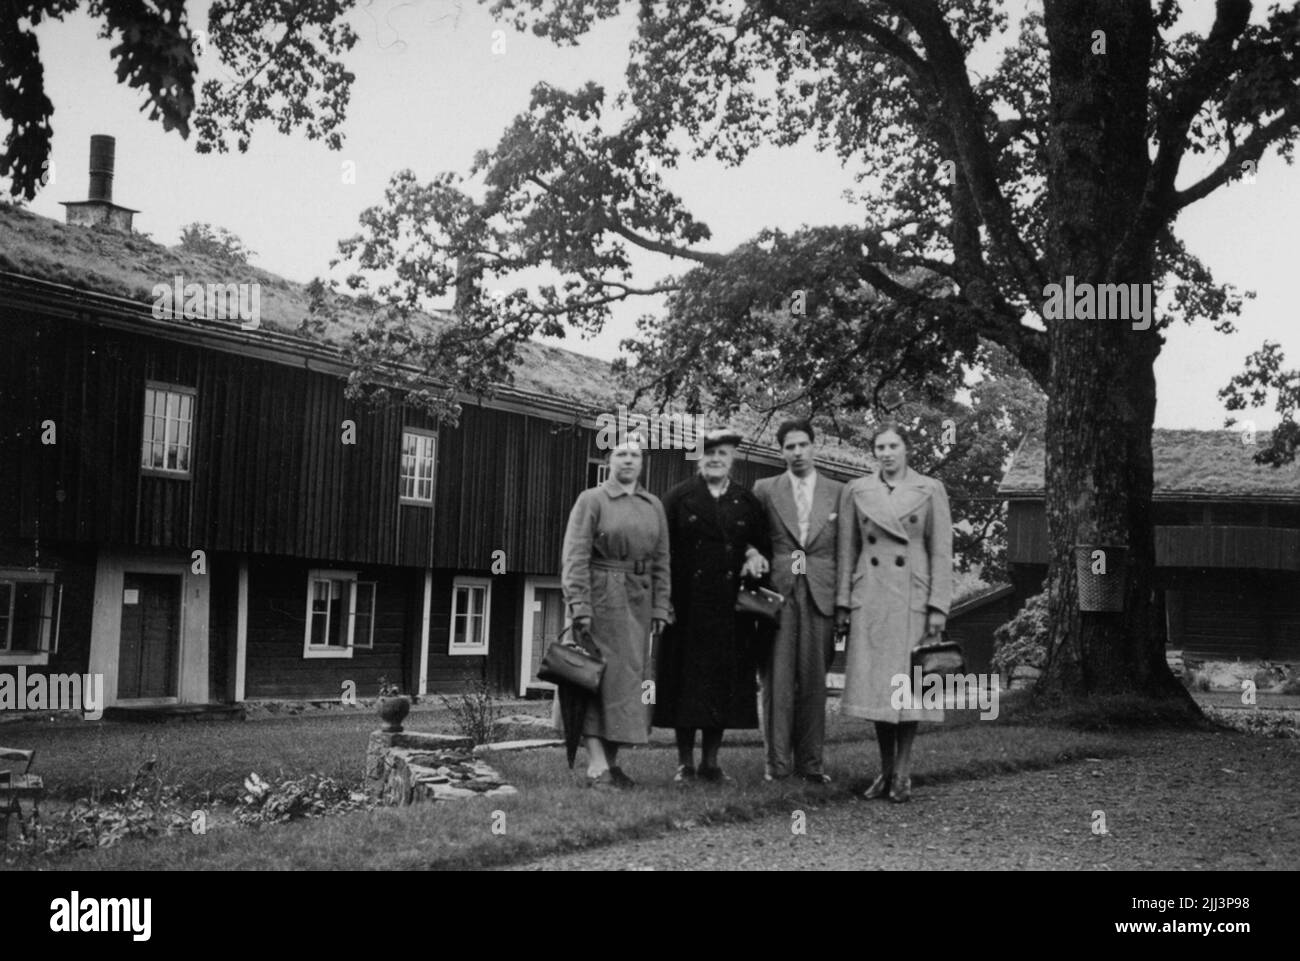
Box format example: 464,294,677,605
528,587,566,687
118,573,181,699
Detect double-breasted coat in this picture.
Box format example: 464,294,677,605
836,468,953,722
652,476,770,730
561,477,671,744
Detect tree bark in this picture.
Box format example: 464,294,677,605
1037,0,1191,704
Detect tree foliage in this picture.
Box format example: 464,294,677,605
0,0,358,201
177,221,255,264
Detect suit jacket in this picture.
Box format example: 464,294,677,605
753,470,844,617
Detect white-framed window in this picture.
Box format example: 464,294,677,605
303,570,377,658
587,459,610,488
0,570,61,664
141,382,196,477
449,577,490,655
400,429,437,504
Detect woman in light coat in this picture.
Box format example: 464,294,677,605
561,434,671,789
835,426,952,802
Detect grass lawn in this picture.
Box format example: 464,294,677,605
2,695,1150,871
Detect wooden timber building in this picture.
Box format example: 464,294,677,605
1,185,875,710
999,431,1300,662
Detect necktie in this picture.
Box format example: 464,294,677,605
795,478,811,544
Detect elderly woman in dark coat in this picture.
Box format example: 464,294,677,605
653,429,772,783
562,435,671,789
835,426,952,803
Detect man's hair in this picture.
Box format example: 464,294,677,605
776,418,815,447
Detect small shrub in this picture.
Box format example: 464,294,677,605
237,772,370,825
992,590,1050,676
439,680,502,745
2,756,189,863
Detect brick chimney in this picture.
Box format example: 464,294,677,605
60,135,138,231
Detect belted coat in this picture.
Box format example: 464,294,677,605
561,477,671,744
836,468,953,722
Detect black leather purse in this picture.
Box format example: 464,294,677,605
538,624,606,693
735,583,784,623
911,630,967,678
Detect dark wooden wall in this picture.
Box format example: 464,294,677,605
3,309,823,580
0,544,96,686
241,557,414,700
946,592,1017,676
1007,500,1300,570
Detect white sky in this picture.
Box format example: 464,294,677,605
17,0,1298,431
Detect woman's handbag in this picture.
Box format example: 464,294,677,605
911,630,967,678
538,624,606,694
734,582,784,623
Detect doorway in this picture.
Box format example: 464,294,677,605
117,572,181,699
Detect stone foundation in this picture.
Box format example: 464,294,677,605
364,731,518,805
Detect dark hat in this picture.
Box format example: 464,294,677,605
702,427,743,451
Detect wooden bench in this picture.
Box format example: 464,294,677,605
0,747,43,842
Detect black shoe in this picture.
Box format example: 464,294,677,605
608,766,636,789
587,770,617,791
889,774,912,803
673,764,696,783
860,774,891,800
800,772,832,785
697,765,732,783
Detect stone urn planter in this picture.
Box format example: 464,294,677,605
375,678,411,733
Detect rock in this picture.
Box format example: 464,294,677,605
365,730,515,806
474,738,564,754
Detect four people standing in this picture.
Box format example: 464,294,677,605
753,420,843,783
560,421,954,798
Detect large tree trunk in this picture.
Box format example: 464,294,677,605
1037,1,1191,704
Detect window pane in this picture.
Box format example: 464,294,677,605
0,582,11,649
11,583,47,652
354,582,374,648
453,614,466,647
310,580,330,646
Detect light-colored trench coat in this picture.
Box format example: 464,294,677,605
836,469,953,722
561,477,671,744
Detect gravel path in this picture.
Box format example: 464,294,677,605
502,731,1299,870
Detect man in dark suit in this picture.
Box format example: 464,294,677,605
753,419,843,783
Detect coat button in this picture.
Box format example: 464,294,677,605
870,557,879,566
895,556,905,566
867,535,876,544
909,515,918,524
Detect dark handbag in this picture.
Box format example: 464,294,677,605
735,582,784,623
911,630,967,678
538,624,606,693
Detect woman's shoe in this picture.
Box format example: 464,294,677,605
860,774,891,800
586,770,617,790
697,765,733,783
673,764,696,783
889,774,912,803
608,766,636,789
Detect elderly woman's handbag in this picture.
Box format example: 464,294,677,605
911,630,967,678
735,583,784,623
538,625,606,693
